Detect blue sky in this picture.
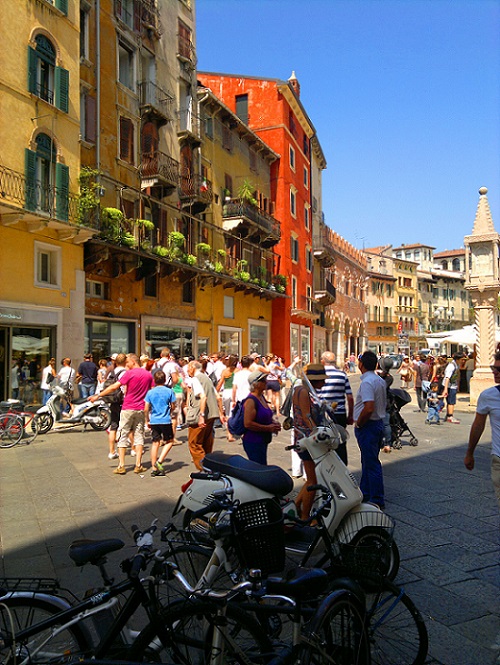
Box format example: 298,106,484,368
195,0,500,253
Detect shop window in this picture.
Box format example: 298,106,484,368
249,322,268,356
34,241,61,288
28,35,69,112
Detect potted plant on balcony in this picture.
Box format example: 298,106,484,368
167,230,186,261
234,259,250,282
273,273,288,294
238,179,258,207
196,242,212,268
78,167,101,227
100,207,125,242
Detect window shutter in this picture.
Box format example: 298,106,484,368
120,117,134,162
55,163,69,222
55,0,68,15
27,46,37,94
85,95,97,143
55,67,69,113
25,148,37,212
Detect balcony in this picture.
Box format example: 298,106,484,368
140,151,179,194
178,173,213,214
312,225,335,267
0,163,95,241
222,198,281,248
177,109,201,146
138,81,174,123
314,277,336,306
292,294,320,322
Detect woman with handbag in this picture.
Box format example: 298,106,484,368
242,370,281,465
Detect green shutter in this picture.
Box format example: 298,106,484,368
27,46,37,94
55,0,68,15
55,67,69,113
25,148,37,211
55,163,69,221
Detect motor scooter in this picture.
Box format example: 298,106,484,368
35,379,111,434
173,424,400,580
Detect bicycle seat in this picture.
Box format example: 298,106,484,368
68,539,125,566
265,567,328,601
202,453,294,496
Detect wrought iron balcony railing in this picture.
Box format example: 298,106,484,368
178,173,213,205
138,81,173,121
0,163,89,227
140,151,179,190
222,198,281,245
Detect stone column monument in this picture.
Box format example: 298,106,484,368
464,187,500,406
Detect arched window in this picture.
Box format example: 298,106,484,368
452,258,460,271
25,134,69,221
440,260,448,270
28,35,69,112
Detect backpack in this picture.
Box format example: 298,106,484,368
227,398,247,437
102,369,125,404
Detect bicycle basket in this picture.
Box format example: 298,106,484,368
230,499,285,576
334,511,396,576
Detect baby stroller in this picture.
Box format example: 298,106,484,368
387,388,418,448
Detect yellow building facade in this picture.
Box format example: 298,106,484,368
0,0,90,402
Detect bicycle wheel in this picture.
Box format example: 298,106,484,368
23,413,40,444
299,589,370,665
130,597,273,664
0,596,91,665
0,414,23,448
363,579,428,665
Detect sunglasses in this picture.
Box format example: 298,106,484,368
490,366,500,373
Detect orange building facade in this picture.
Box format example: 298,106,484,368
198,73,322,363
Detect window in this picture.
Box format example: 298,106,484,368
80,7,90,59
306,285,313,311
291,276,298,309
25,136,69,221
144,273,158,298
304,204,310,230
28,35,69,112
222,125,233,152
86,280,109,299
306,246,313,272
119,116,134,163
291,236,299,262
452,258,461,271
224,174,233,198
303,134,309,157
80,91,96,143
178,20,192,60
118,40,135,90
289,145,295,171
290,187,296,217
235,94,248,124
249,322,269,356
205,115,213,139
249,149,257,173
223,296,234,319
182,279,194,304
303,166,309,189
115,0,137,30
35,242,61,288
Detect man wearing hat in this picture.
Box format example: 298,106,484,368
354,351,387,509
292,363,328,519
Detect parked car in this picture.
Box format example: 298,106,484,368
388,353,403,369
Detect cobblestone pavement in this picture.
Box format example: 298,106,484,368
1,375,499,664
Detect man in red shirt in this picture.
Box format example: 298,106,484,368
91,353,154,474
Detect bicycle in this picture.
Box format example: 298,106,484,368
135,543,370,664
0,410,39,448
164,481,428,665
0,521,269,665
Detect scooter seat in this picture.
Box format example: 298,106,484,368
266,567,328,601
202,453,294,497
72,397,89,405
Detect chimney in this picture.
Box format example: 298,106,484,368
288,71,300,98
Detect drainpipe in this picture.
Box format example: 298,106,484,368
96,0,101,174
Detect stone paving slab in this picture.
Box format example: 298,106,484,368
0,379,498,664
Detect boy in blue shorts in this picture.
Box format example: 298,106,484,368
145,370,176,476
